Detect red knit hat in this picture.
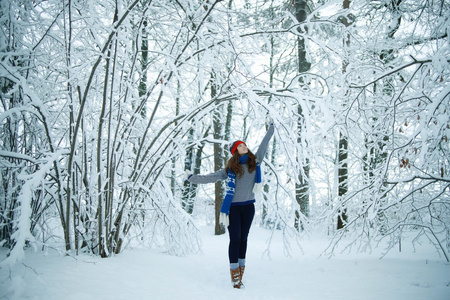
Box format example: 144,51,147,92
230,140,246,155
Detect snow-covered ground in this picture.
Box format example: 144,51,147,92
1,225,449,300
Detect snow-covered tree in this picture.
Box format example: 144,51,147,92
0,0,448,265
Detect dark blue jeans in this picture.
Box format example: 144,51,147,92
227,203,255,263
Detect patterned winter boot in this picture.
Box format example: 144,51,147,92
239,266,245,282
230,268,243,289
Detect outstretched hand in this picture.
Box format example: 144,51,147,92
184,170,193,181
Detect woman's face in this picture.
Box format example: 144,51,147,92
237,143,248,155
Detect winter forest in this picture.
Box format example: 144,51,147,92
1,0,450,282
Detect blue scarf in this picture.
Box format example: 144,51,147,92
220,155,261,215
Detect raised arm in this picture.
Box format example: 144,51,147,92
255,123,274,161
187,168,227,184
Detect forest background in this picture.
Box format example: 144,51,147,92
0,0,449,268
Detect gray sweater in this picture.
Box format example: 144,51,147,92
188,123,274,205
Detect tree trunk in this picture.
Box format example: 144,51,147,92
337,132,348,229
293,0,311,231
336,0,351,230
212,72,226,235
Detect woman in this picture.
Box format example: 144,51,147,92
186,123,274,288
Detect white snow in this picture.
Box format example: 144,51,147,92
1,225,449,300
